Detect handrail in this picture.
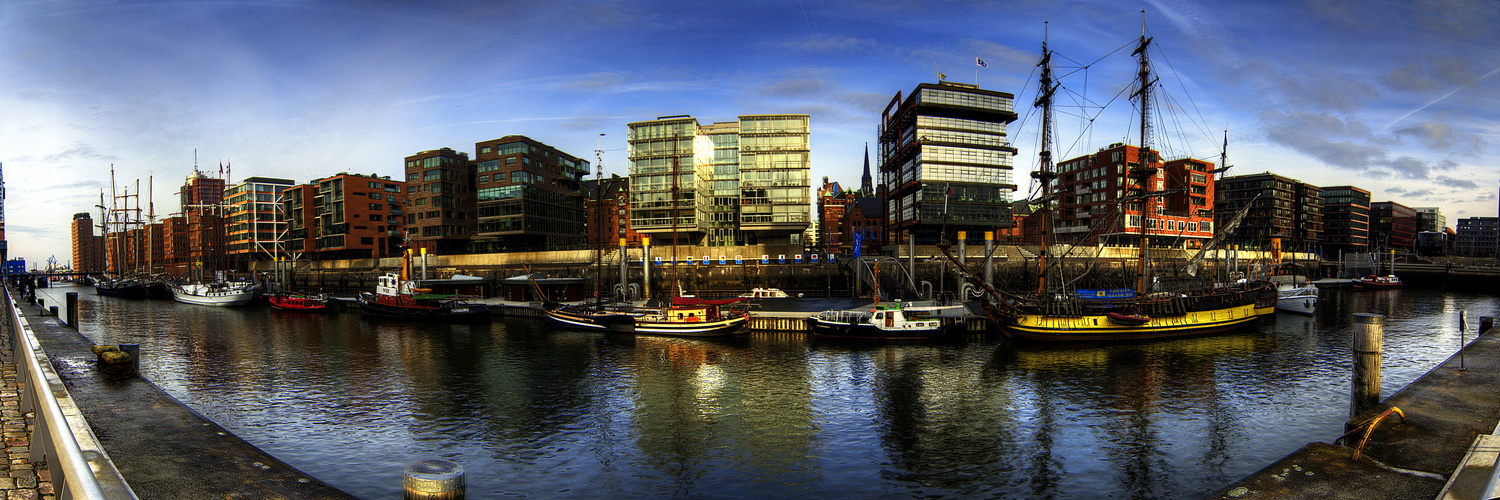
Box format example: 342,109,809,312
3,286,136,499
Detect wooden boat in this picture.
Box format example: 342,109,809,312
810,302,960,340
543,301,639,331
171,281,259,307
268,292,330,312
615,296,750,336
358,252,489,319
937,24,1277,343
94,277,149,299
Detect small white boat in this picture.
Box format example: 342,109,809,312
172,281,259,307
810,302,960,340
739,287,792,299
1269,265,1318,315
1274,282,1319,315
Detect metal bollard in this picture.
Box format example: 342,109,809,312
1351,313,1384,420
66,292,78,328
118,344,140,376
1482,316,1495,335
48,306,58,317
404,459,464,499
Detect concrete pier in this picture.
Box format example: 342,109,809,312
1208,316,1500,499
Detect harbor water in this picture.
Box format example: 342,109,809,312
36,284,1500,499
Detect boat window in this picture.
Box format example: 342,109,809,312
873,312,883,320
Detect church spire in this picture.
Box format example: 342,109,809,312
860,142,873,196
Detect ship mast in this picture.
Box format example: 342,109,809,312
1030,22,1058,294
593,133,605,311
1130,12,1157,296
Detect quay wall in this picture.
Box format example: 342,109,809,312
244,247,1500,297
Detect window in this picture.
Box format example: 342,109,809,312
370,203,382,210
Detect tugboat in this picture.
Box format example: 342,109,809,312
357,251,489,319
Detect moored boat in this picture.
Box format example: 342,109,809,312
939,24,1278,343
1353,275,1403,289
357,253,489,319
739,287,792,299
171,281,259,307
614,296,750,336
268,292,330,312
94,277,150,299
810,302,959,340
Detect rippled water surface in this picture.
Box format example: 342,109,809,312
39,284,1499,499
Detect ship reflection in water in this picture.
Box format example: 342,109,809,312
44,284,1498,499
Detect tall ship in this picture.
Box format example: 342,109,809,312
944,19,1275,342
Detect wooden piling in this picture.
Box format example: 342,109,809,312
1351,313,1385,419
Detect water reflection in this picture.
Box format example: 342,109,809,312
36,284,1500,499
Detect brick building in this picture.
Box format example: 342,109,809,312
70,213,105,273
471,135,589,253
283,173,405,260
403,148,474,254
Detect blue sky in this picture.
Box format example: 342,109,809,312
2,0,1497,267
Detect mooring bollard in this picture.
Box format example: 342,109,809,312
1483,316,1495,335
48,306,58,317
404,459,464,499
66,292,78,328
1351,313,1385,419
119,344,140,376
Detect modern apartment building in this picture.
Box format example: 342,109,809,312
627,114,811,247
224,177,294,263
283,173,405,260
403,148,475,254
878,81,1018,246
1319,186,1371,256
471,135,590,253
1413,207,1446,233
1455,217,1499,258
1215,172,1322,249
70,213,105,273
1370,201,1418,251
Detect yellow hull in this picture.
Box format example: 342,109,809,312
1004,303,1264,342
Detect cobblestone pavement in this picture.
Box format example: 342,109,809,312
0,304,50,500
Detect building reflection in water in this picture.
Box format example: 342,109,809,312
45,285,1500,499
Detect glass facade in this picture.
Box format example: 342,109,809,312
878,82,1018,245
628,114,810,247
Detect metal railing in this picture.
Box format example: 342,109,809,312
4,287,136,499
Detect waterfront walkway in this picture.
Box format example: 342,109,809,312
11,292,356,499
1209,317,1500,499
0,301,48,499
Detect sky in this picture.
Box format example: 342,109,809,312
2,0,1497,268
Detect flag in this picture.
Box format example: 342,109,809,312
938,72,947,81
976,56,988,68
945,184,952,197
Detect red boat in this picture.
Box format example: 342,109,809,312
268,292,330,312
1106,312,1151,326
1353,275,1403,290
